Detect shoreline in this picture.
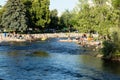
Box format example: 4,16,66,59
0,33,84,43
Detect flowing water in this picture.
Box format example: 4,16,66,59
0,38,120,80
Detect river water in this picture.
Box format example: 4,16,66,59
0,38,120,80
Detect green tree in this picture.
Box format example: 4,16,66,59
73,0,114,34
22,0,33,29
93,0,107,6
76,0,88,10
60,10,74,32
0,6,4,24
73,1,94,33
30,0,50,29
1,0,28,32
0,6,5,29
112,0,120,28
48,9,59,30
112,0,120,10
101,0,120,60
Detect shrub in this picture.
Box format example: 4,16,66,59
102,40,116,58
102,27,120,60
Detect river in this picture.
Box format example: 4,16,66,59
0,38,120,80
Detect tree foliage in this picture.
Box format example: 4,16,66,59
0,6,5,26
112,0,120,10
0,0,50,32
30,0,50,28
48,9,59,29
59,10,75,32
22,0,33,28
1,0,28,32
98,0,120,59
71,0,119,35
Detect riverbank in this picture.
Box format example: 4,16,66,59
0,33,84,42
83,45,120,62
0,32,99,42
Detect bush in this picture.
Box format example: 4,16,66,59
102,40,116,58
102,27,120,60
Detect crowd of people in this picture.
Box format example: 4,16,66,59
0,32,103,51
75,33,102,50
0,32,48,42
